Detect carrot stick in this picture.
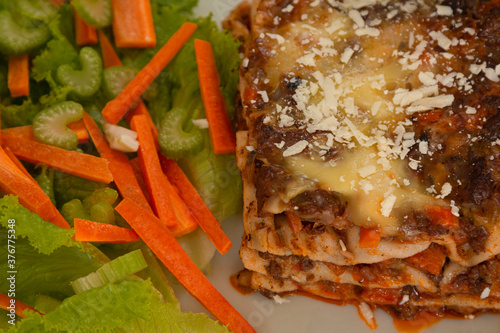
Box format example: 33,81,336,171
2,133,113,184
194,39,236,154
125,100,159,150
82,113,152,213
4,148,70,230
98,30,122,68
102,22,197,124
115,197,256,333
0,146,71,229
129,115,177,227
8,55,30,98
358,227,381,249
111,0,156,48
130,115,198,236
2,121,89,144
74,10,98,46
74,218,140,243
284,211,303,234
129,157,152,205
96,31,160,148
0,293,41,318
66,119,89,143
162,176,199,238
159,155,231,253
3,147,36,183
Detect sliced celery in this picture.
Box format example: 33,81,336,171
102,65,137,101
73,0,112,28
57,47,103,100
0,10,51,56
82,188,118,211
90,201,116,225
33,101,84,150
158,106,204,159
70,249,147,294
61,199,90,226
34,165,56,205
16,0,58,21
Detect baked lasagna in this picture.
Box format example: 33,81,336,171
227,0,500,327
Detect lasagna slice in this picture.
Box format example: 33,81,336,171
229,0,500,327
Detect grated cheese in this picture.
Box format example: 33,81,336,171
380,194,397,217
283,140,309,157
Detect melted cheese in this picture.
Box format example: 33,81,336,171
248,2,471,234
287,146,433,236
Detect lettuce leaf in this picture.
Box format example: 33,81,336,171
0,196,108,307
8,279,230,333
0,195,74,254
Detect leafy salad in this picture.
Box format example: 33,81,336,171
0,0,245,331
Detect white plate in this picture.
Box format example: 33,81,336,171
172,2,500,332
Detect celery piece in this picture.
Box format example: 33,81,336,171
73,0,112,28
0,10,51,56
82,188,118,211
33,101,84,150
57,47,103,100
34,164,56,205
34,295,62,314
16,0,58,21
61,199,90,226
70,249,147,294
90,201,116,225
102,65,137,101
158,106,204,159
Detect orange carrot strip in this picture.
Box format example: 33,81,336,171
425,205,459,229
74,10,98,46
4,148,69,230
129,115,177,227
2,121,89,143
284,211,303,234
4,147,35,183
406,244,447,276
0,293,41,318
82,113,152,213
115,198,256,333
130,115,198,236
8,55,30,98
162,179,198,237
111,0,156,48
125,100,159,150
0,146,70,229
102,22,197,124
358,227,381,249
194,39,236,154
2,133,113,184
74,218,139,243
129,157,152,205
66,119,89,143
98,30,122,68
160,155,231,253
